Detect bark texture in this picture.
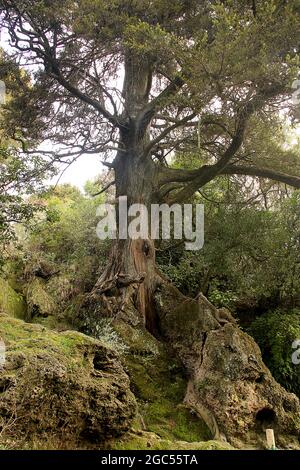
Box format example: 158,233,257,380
154,282,300,448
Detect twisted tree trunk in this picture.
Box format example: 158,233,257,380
80,54,300,448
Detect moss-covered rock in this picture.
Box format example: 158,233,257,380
26,278,57,320
113,320,212,444
0,313,136,449
0,279,26,319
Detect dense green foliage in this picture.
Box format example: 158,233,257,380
3,183,109,325
250,309,300,397
0,50,56,264
156,180,300,396
0,145,53,259
158,183,300,311
25,184,107,291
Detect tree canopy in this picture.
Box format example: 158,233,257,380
0,0,300,204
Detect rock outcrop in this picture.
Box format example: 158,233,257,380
0,313,136,448
26,278,57,320
155,283,300,449
0,279,26,320
113,319,212,444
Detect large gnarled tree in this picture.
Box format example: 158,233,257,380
1,0,300,330
2,0,300,446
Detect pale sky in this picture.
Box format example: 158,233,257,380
52,123,300,191
51,154,105,190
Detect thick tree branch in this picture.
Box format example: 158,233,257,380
92,181,116,197
221,165,300,188
158,165,208,185
160,84,287,203
1,2,123,129
211,85,285,174
49,65,122,128
159,163,300,203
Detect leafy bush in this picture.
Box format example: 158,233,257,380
23,184,110,290
82,317,129,355
249,309,300,397
0,145,54,267
209,289,238,309
158,186,300,311
4,183,111,322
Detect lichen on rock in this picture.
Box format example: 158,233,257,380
0,313,136,449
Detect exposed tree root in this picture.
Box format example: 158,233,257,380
81,255,300,449
153,281,300,449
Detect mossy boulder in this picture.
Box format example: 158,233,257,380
26,278,57,320
0,313,136,448
0,279,26,320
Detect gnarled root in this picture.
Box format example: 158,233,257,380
82,271,146,319
154,281,300,449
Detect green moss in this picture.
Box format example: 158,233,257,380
31,314,71,331
0,313,94,365
113,320,160,356
0,278,26,319
0,313,136,449
113,431,233,450
26,278,57,319
144,402,211,442
114,320,211,444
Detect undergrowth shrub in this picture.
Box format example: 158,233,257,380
249,309,300,397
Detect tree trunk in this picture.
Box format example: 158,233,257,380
81,51,164,332
79,52,300,450
87,143,162,334
80,126,300,448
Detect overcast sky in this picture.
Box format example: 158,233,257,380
51,154,105,190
